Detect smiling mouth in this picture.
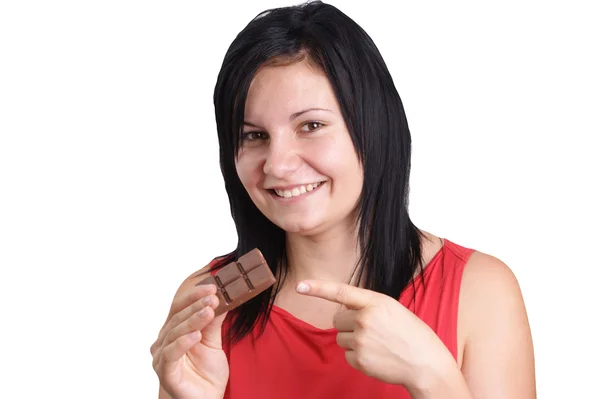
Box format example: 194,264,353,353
270,181,325,198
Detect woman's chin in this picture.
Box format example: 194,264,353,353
275,217,323,236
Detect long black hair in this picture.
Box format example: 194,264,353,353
212,1,424,344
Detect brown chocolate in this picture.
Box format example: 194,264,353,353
196,249,275,316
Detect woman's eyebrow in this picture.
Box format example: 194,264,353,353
243,107,332,127
289,107,332,121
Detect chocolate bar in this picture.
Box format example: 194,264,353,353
196,249,276,316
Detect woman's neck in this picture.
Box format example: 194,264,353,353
283,224,361,286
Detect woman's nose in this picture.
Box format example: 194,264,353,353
262,138,301,178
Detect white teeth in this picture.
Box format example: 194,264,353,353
274,182,322,198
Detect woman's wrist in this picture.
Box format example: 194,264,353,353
405,353,471,399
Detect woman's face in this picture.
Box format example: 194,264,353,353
235,60,363,237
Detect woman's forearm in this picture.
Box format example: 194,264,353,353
407,360,473,399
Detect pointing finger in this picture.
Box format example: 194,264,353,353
296,280,375,310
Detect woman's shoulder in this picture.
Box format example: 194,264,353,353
460,249,522,306
455,246,535,392
442,238,522,313
457,246,530,358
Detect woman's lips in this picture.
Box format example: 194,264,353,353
268,181,325,202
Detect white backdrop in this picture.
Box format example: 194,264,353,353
1,0,598,397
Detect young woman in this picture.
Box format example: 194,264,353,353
151,2,536,398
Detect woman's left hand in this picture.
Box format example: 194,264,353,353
295,280,457,391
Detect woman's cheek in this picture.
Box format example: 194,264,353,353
235,151,262,187
234,154,251,186
306,137,345,171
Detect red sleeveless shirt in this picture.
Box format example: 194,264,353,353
220,239,474,399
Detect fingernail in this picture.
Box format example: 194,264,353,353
198,307,208,316
296,282,310,293
201,296,212,306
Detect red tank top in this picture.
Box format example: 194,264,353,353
220,239,474,399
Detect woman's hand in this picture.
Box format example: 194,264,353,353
151,283,229,399
295,280,459,394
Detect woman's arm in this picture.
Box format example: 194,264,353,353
458,251,536,398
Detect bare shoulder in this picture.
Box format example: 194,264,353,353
461,251,522,304
457,250,536,397
459,250,527,339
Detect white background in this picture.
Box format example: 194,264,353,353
1,0,598,397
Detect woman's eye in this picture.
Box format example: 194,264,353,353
241,131,267,142
301,121,324,132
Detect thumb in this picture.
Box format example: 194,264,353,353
200,309,228,349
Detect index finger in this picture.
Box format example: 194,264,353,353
168,283,217,319
296,280,375,310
